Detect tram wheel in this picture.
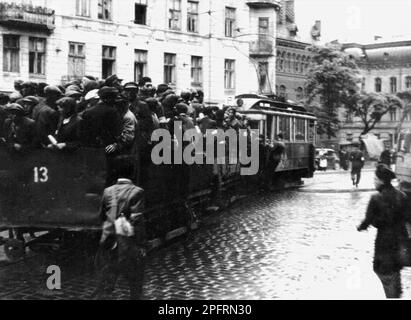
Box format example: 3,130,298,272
4,239,25,262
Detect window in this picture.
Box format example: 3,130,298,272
361,77,365,91
3,35,19,73
135,0,147,25
346,133,353,142
258,62,269,93
98,0,112,20
279,85,287,99
295,118,306,141
296,87,303,100
278,116,290,141
390,77,397,93
224,59,235,90
68,42,85,79
258,17,270,51
168,0,181,30
76,0,90,16
164,53,176,85
134,49,148,83
29,37,46,75
102,46,116,79
390,109,397,122
187,1,199,33
406,76,411,89
375,78,382,92
191,56,202,86
225,7,236,37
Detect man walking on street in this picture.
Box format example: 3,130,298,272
350,143,365,188
92,156,146,300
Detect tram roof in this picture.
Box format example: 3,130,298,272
235,94,315,117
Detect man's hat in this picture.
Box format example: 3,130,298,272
375,164,396,182
56,97,77,110
84,89,100,101
104,74,123,87
123,82,139,91
44,85,63,96
9,92,23,102
65,90,82,99
5,103,25,115
22,96,40,105
98,86,119,99
22,81,37,88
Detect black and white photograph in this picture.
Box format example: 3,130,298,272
0,0,411,304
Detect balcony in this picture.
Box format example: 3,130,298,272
246,0,281,9
0,2,55,33
250,39,274,57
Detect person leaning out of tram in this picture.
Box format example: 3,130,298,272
1,103,36,152
47,97,82,152
358,164,410,299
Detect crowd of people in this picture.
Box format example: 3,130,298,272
0,75,258,186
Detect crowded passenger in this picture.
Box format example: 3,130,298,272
48,97,82,151
2,103,36,152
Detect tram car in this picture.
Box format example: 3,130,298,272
0,94,316,261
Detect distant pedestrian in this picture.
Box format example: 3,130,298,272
339,147,349,171
358,164,409,299
380,146,392,167
92,156,146,300
350,143,365,188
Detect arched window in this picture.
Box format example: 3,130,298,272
375,78,382,92
296,87,303,100
286,53,291,72
390,77,397,93
279,85,287,99
406,76,411,89
295,55,300,73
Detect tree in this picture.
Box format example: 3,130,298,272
305,45,360,139
346,92,403,135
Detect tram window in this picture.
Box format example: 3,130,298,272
267,116,273,141
295,118,306,141
278,116,290,141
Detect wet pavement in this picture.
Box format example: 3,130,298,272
1,169,411,300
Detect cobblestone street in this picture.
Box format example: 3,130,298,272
1,168,411,300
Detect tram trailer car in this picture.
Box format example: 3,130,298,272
0,95,316,260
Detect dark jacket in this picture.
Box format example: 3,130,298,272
359,185,409,274
81,101,122,147
198,116,217,135
3,117,36,148
350,150,365,169
33,101,59,146
56,115,83,151
380,150,392,166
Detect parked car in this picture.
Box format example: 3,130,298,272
315,148,340,171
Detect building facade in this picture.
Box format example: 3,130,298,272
275,0,313,103
0,0,281,105
340,41,411,147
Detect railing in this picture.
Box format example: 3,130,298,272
0,2,55,32
250,39,274,56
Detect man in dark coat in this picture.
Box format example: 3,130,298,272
92,156,146,300
2,103,36,152
81,87,122,148
350,143,365,188
380,146,392,167
33,86,61,147
358,164,409,298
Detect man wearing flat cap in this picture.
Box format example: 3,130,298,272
21,96,39,119
104,74,123,91
358,164,410,298
82,86,122,145
33,85,62,146
1,103,35,152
